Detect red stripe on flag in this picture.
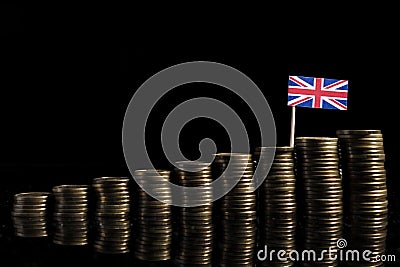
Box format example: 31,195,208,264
324,79,348,89
329,99,347,110
289,76,310,87
289,96,312,106
314,78,323,108
288,87,348,98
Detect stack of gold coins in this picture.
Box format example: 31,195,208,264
92,177,131,254
295,137,343,267
214,153,256,267
52,185,89,246
12,192,51,238
255,146,296,267
173,161,213,267
337,130,388,267
133,169,172,262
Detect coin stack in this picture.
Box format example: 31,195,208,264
52,185,89,246
173,161,213,267
295,137,343,267
133,169,172,262
92,177,131,254
214,153,256,267
337,130,388,266
12,192,51,238
255,146,296,267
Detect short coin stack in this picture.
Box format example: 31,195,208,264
52,185,89,246
133,169,172,262
92,177,131,254
214,153,256,267
173,161,213,267
295,137,343,267
337,130,388,266
255,146,296,267
12,192,51,238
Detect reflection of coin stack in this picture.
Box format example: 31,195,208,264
214,153,256,267
12,192,51,238
295,137,343,266
133,169,172,262
255,146,296,267
52,185,89,246
92,177,131,254
173,161,213,267
337,130,388,266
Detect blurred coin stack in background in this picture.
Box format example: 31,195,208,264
12,192,51,238
173,161,213,267
92,177,131,254
255,146,296,267
337,130,388,267
133,169,172,262
52,185,89,246
214,153,256,267
295,137,343,267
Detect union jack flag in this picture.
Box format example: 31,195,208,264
288,75,348,110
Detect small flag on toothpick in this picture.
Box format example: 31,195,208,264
288,75,349,110
287,75,349,147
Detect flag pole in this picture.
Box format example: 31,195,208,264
290,106,296,147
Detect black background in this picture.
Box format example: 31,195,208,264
1,3,399,266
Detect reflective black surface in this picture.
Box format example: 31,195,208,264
1,164,399,266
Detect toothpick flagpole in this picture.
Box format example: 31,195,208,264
290,106,296,147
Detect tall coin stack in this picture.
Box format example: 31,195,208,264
255,146,296,267
133,169,172,262
173,161,213,267
295,137,343,267
92,177,131,254
52,185,89,246
214,153,256,267
12,192,51,238
337,130,388,266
